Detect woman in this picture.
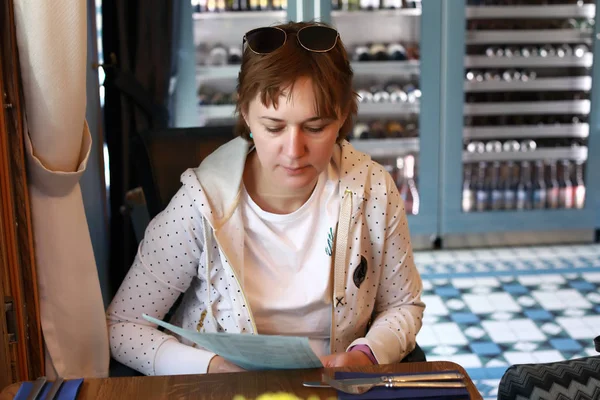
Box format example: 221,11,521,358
107,21,425,375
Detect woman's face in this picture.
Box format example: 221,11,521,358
244,76,344,193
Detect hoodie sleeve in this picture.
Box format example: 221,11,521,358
347,172,425,364
106,185,217,375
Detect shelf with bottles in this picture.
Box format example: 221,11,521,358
464,111,590,136
464,99,591,116
466,29,593,44
351,137,419,158
356,79,421,115
194,41,420,83
191,0,286,15
192,9,285,18
330,0,420,14
195,91,421,124
462,138,588,163
465,53,593,68
373,153,420,215
464,74,592,92
195,61,421,82
465,4,595,19
461,159,586,213
465,124,590,140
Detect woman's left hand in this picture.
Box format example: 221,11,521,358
319,351,374,368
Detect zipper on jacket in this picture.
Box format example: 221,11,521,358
212,234,258,334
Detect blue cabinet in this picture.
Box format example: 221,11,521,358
439,0,600,239
317,0,442,239
180,0,600,244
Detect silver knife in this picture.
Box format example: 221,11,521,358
26,376,47,400
303,372,464,388
45,377,65,400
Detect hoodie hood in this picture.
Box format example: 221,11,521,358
181,137,372,228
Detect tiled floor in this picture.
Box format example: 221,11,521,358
414,244,600,399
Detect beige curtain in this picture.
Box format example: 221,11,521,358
14,0,109,378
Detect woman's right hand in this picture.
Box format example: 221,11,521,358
207,356,246,373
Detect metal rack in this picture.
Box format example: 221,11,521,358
464,100,591,116
464,76,592,92
351,137,419,158
465,4,596,19
466,29,593,45
464,123,590,140
464,54,594,68
196,60,421,82
462,147,588,163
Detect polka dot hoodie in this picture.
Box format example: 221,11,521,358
106,137,425,375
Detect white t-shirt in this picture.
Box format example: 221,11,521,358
241,162,340,357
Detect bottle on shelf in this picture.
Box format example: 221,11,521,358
386,121,404,137
520,46,539,58
504,46,520,58
400,154,420,215
462,163,475,213
520,139,537,152
485,140,502,153
354,45,371,62
502,69,521,82
249,0,260,10
503,161,517,211
465,70,484,82
195,0,209,12
403,83,421,103
574,44,589,58
485,46,504,58
539,44,557,58
369,44,388,61
381,0,403,9
387,43,408,61
532,161,547,210
352,122,370,140
259,0,270,10
558,160,574,209
475,162,488,212
228,46,243,64
573,161,586,209
516,161,532,211
546,161,560,209
206,44,228,66
503,140,521,153
387,84,409,103
404,0,421,8
483,70,501,81
372,85,391,103
368,121,387,139
490,161,503,211
357,89,374,103
556,44,573,58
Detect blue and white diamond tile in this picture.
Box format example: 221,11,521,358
416,244,600,399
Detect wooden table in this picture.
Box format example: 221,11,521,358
1,361,482,399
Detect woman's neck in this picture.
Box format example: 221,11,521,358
243,152,318,215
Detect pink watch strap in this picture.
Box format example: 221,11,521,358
348,344,378,365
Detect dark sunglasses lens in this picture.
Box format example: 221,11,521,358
298,26,338,51
246,28,286,53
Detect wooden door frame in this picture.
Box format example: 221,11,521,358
0,0,44,389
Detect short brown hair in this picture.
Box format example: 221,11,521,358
235,21,358,143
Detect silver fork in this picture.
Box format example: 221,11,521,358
321,373,467,395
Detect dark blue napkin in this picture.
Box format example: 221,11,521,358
334,371,471,400
13,378,84,400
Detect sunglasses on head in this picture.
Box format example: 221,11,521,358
243,25,339,55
